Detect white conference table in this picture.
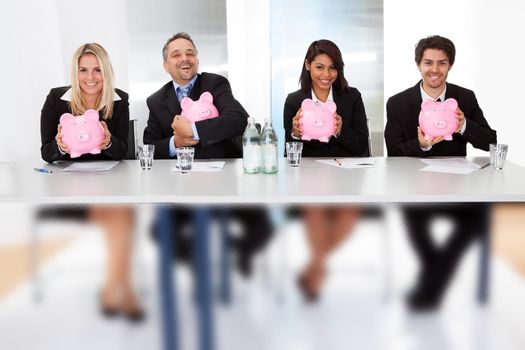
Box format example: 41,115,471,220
2,157,525,350
2,157,524,204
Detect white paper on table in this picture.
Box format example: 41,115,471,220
170,161,226,172
317,157,376,169
61,161,119,172
420,165,478,175
418,158,487,174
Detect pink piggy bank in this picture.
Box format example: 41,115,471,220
180,91,219,123
418,98,458,141
60,109,104,158
300,99,337,143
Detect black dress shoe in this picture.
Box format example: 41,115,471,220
297,275,319,303
237,252,253,278
406,288,439,312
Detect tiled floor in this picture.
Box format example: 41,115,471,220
1,206,525,350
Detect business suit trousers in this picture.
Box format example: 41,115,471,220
153,206,274,273
403,203,486,302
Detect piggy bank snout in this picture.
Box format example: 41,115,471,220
76,130,91,143
311,117,325,127
434,120,447,129
200,109,211,117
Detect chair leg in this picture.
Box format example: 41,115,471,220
30,214,43,303
381,204,394,302
218,208,232,305
134,204,149,298
478,203,491,304
276,215,290,303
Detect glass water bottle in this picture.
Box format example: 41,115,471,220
242,117,261,174
260,120,278,174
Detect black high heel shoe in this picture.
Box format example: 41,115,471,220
121,294,146,323
297,274,319,303
99,292,120,318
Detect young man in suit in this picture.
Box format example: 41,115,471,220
384,35,497,311
144,32,272,276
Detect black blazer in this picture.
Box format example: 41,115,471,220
40,86,129,163
143,72,248,159
385,81,497,157
283,87,369,157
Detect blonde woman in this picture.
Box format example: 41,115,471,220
40,43,143,321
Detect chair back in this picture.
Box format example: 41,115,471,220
126,119,138,159
366,117,373,157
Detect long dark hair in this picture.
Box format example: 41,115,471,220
299,39,349,92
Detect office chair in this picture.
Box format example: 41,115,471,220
30,119,138,302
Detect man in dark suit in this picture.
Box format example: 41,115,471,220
143,33,247,158
144,32,273,276
384,35,497,310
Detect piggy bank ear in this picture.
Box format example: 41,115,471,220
421,99,435,111
85,109,99,121
443,98,458,111
181,96,194,110
60,113,75,124
325,101,337,114
181,96,193,110
200,91,214,104
301,99,316,110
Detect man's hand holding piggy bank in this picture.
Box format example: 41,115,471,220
418,98,459,141
180,91,219,123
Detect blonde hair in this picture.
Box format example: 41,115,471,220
70,43,115,119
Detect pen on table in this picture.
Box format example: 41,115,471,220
479,162,490,170
334,158,342,166
34,167,53,173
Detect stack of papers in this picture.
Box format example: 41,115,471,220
317,158,376,169
170,161,226,172
419,158,488,175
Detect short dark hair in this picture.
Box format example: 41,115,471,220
415,35,456,66
162,32,198,62
299,39,349,92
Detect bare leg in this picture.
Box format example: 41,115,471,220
300,206,360,297
324,206,360,254
90,205,142,316
301,206,330,295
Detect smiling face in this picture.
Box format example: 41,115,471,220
77,54,103,99
305,53,338,99
418,48,452,97
163,38,199,85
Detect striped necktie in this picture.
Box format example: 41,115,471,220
177,85,191,101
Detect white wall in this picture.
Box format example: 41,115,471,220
0,0,128,162
385,0,525,166
226,0,271,124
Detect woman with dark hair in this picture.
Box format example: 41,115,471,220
283,39,369,301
